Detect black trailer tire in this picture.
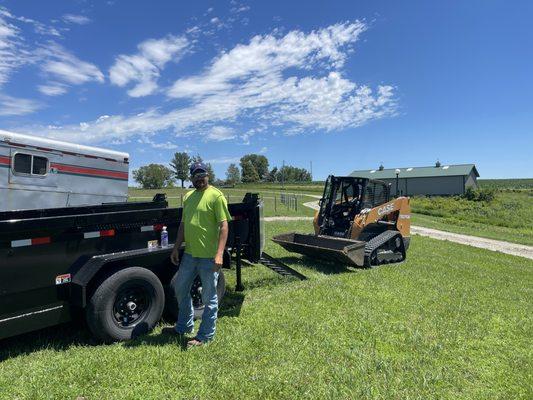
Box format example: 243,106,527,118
165,270,226,321
86,267,165,342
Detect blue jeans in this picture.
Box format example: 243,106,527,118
173,253,219,342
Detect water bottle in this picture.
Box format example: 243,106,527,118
160,226,168,247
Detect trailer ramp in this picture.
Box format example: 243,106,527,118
259,252,307,280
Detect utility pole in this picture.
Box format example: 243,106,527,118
310,161,313,181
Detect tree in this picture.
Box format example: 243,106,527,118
275,165,312,182
241,161,259,183
206,163,215,182
267,166,278,182
169,152,190,188
133,164,174,189
226,163,241,185
240,154,269,180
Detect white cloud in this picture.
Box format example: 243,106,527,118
205,156,240,164
204,126,236,141
259,146,267,154
137,136,179,150
16,22,396,144
168,22,366,99
0,94,42,116
0,9,29,87
37,43,104,91
38,83,68,96
62,14,91,25
110,35,189,97
0,8,103,102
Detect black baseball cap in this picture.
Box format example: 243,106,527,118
190,162,208,176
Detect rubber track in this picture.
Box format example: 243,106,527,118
364,230,405,268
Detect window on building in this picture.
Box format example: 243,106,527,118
13,153,48,176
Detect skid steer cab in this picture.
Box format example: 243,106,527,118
273,176,411,268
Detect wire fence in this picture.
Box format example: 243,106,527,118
128,192,313,217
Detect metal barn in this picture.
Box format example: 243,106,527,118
349,163,479,196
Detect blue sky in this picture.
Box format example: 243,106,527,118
0,0,531,180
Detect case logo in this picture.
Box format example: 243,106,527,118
377,204,394,216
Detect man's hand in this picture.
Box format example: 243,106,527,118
213,253,223,272
170,247,180,266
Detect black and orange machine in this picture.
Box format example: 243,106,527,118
273,176,411,267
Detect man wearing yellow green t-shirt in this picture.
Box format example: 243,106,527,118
170,162,231,347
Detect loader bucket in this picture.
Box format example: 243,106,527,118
272,232,366,267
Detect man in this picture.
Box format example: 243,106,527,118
169,162,231,347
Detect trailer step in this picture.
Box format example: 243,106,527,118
259,252,307,280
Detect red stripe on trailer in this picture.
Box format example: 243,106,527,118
7,142,27,148
31,237,51,245
11,237,51,247
84,229,116,239
50,163,128,180
0,155,10,165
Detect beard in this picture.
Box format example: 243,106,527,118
193,177,208,190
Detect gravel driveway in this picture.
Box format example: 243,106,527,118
264,216,533,260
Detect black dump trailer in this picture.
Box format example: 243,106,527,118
0,193,264,342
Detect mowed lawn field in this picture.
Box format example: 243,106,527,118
1,220,531,399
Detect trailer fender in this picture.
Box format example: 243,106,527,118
70,246,176,308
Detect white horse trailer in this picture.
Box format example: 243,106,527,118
0,130,129,211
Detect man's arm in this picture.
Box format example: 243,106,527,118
214,220,228,271
170,221,184,265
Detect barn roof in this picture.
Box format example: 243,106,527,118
349,164,479,179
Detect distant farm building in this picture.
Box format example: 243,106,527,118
349,162,479,196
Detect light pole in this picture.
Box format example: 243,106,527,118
395,169,401,197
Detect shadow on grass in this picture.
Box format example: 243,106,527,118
277,255,356,275
0,320,98,362
0,264,309,360
124,289,247,350
0,289,249,360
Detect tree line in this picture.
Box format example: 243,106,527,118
133,153,312,189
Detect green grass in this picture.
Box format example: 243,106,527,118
130,186,533,245
410,191,533,246
1,220,531,399
479,178,533,191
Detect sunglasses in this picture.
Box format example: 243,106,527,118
192,172,208,179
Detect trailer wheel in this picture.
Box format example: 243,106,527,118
165,270,226,321
86,267,165,342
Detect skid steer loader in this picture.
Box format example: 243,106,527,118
272,176,411,267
